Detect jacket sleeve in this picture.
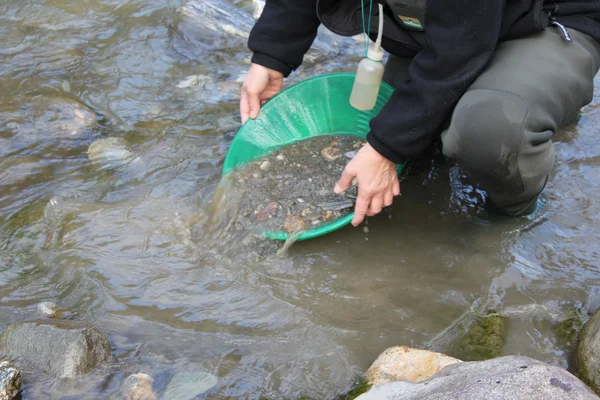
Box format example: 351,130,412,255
248,0,321,77
367,0,507,164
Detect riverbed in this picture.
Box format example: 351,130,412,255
1,0,599,399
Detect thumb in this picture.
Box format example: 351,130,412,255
334,167,355,194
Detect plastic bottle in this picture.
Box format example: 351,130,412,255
350,3,385,111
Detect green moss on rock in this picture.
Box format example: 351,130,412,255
447,310,508,362
556,306,586,348
340,378,372,400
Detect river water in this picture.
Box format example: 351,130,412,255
1,0,599,399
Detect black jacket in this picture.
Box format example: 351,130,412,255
248,0,600,164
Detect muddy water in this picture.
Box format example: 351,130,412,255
1,0,599,399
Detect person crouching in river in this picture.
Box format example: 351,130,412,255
239,0,600,226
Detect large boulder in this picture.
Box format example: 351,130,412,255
356,356,598,400
573,309,600,394
0,361,21,400
0,320,111,378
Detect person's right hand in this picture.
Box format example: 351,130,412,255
240,63,284,124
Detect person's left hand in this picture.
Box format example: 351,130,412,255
334,143,400,226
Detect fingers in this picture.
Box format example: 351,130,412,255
384,191,394,207
367,196,383,217
334,167,355,194
240,89,250,124
352,194,370,226
393,180,401,196
247,88,261,120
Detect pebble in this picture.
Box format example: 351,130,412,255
284,215,305,233
121,373,158,400
255,202,278,221
321,145,342,161
276,154,285,161
87,137,135,165
259,161,271,171
37,302,60,318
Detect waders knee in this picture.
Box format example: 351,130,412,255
441,89,555,216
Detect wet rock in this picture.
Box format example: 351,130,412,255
573,309,600,394
259,161,271,171
321,142,342,161
30,97,95,136
37,301,61,318
365,346,462,386
447,310,508,361
356,356,598,400
0,361,21,400
0,96,96,139
255,202,278,221
121,373,158,400
284,215,305,233
0,156,41,186
0,320,111,378
556,306,586,348
87,137,135,166
163,371,218,400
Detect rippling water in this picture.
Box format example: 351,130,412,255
1,0,600,399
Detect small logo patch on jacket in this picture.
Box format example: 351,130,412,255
398,15,423,29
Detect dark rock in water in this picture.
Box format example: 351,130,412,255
556,306,586,348
446,310,508,361
0,320,111,378
0,361,21,400
573,309,600,395
355,356,599,400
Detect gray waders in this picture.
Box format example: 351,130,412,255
383,29,600,215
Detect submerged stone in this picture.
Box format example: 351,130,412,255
0,361,21,400
446,310,508,361
163,371,218,400
121,373,158,400
87,137,135,166
36,301,62,318
0,320,111,378
556,306,586,348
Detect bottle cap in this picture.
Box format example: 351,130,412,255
367,46,384,61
